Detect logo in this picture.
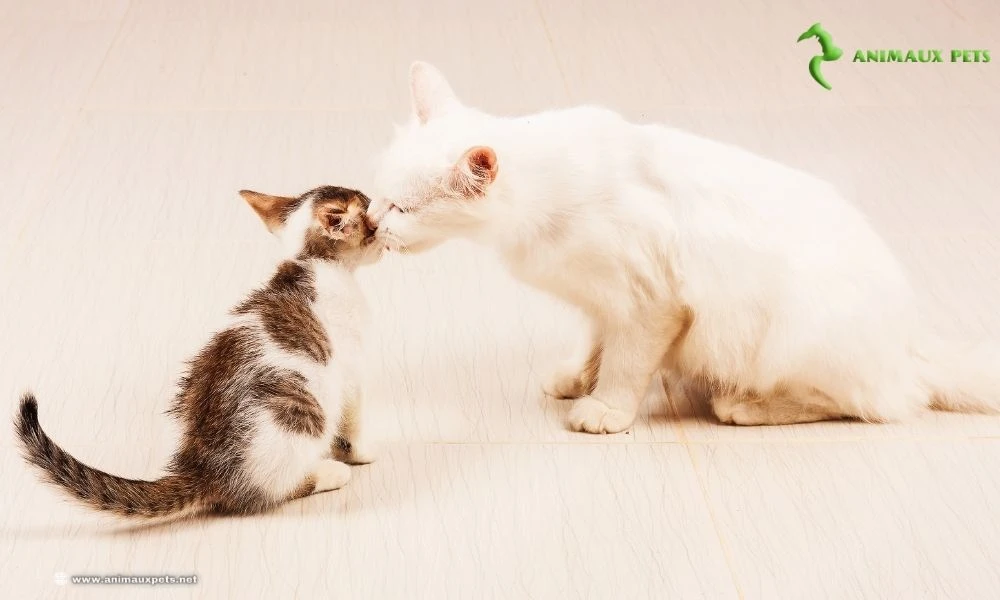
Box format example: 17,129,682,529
797,23,991,90
797,23,842,90
851,49,990,63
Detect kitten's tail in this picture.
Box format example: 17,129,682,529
15,394,202,519
915,339,1000,413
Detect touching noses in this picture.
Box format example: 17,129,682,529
366,198,390,226
362,213,377,232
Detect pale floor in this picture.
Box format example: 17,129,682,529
1,1,999,598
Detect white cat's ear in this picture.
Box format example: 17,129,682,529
449,146,498,197
410,61,460,124
240,190,298,233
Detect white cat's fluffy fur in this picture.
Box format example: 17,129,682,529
370,62,1000,433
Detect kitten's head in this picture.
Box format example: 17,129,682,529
241,185,382,267
369,62,500,254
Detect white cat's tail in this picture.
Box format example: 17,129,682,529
914,338,1000,413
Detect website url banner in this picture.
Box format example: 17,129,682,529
54,573,198,586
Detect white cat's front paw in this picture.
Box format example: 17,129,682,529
313,459,352,492
568,396,634,434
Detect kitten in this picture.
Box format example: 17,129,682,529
16,185,382,519
369,61,1000,433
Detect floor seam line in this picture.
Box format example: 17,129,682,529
530,0,572,102
666,382,746,599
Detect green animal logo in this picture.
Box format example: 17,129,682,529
797,23,843,90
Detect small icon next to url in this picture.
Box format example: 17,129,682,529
54,572,69,586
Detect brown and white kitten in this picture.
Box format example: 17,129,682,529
16,185,383,519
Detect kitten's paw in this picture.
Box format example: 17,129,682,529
333,436,377,465
543,364,586,400
313,459,352,492
568,396,634,434
346,442,377,465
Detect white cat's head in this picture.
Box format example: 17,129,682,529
370,62,500,254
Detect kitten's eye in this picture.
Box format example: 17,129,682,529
326,214,343,229
391,204,409,215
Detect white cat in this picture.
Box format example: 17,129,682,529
369,61,1000,434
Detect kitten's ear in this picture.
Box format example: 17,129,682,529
449,146,499,197
239,190,298,233
409,61,460,124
